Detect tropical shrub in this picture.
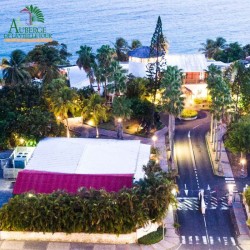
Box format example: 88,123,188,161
0,167,176,234
194,97,211,105
138,226,164,245
180,109,198,118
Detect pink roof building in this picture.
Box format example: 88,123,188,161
13,138,151,194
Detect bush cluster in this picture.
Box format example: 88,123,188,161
181,109,198,118
0,166,176,234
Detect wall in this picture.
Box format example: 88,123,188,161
0,222,160,244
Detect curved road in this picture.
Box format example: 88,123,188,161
175,111,240,250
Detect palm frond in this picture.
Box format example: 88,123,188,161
26,5,45,23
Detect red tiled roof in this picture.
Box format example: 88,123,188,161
13,170,133,194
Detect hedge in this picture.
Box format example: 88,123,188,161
138,226,165,245
181,109,198,118
0,164,177,234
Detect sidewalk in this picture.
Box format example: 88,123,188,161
0,125,180,250
205,132,250,249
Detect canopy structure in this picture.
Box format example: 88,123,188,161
13,138,151,194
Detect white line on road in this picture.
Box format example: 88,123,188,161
193,124,200,129
203,215,211,250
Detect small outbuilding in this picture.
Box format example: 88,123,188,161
13,138,151,194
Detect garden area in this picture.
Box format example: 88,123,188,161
0,162,177,236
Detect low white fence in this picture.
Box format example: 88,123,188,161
0,222,159,244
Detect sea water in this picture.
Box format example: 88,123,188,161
0,0,249,63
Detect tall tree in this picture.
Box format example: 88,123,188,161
1,50,31,86
107,61,127,95
27,41,63,84
96,45,116,100
82,93,108,138
227,61,250,120
161,66,184,170
50,86,79,138
206,64,231,161
199,37,226,59
114,37,129,62
146,16,168,128
76,45,95,85
130,39,142,50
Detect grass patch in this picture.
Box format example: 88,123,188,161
138,227,165,245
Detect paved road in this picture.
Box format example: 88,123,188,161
175,111,240,250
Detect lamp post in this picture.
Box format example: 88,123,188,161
152,135,157,148
240,158,246,177
117,118,123,139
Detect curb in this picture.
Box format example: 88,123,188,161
205,132,224,177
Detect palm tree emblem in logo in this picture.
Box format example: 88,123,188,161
20,5,44,26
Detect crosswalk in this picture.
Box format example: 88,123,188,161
180,235,236,246
177,196,229,210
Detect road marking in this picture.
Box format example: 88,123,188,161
225,177,234,180
202,236,207,244
193,124,200,129
195,235,200,244
231,237,236,246
226,180,235,184
181,236,186,244
189,236,193,244
180,235,237,246
203,215,211,249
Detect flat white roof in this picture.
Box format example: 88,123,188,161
26,138,150,180
165,54,208,72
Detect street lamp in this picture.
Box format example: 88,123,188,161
152,135,157,148
228,184,235,206
19,138,25,145
240,158,246,177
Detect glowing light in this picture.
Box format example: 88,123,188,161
152,135,157,142
240,158,246,165
19,138,24,144
88,120,94,126
117,118,122,123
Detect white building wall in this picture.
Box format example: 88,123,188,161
128,61,148,78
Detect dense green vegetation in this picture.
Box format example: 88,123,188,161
200,37,250,62
138,226,164,245
0,163,176,234
225,115,250,154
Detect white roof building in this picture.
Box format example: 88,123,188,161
26,137,151,181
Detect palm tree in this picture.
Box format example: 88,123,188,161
161,66,184,170
107,61,127,96
199,37,226,59
114,37,129,62
76,45,95,85
27,42,61,84
206,64,231,163
112,96,132,138
1,49,31,86
50,86,79,138
130,39,142,50
96,45,116,100
82,93,108,138
228,61,250,120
